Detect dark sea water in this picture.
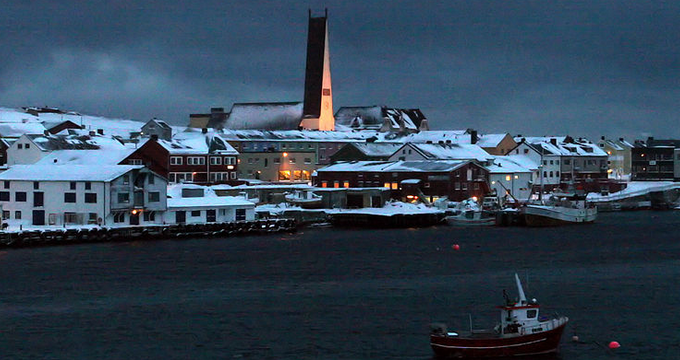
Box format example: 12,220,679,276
1,211,679,359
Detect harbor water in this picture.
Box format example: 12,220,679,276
0,211,679,359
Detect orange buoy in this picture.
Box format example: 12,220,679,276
608,341,620,349
452,244,460,250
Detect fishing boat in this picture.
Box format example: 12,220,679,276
430,274,568,358
523,192,597,226
284,190,323,209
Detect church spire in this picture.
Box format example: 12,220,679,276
301,9,334,131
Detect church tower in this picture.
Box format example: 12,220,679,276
300,9,335,131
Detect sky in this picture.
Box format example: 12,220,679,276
1,0,678,141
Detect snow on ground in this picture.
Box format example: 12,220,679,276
587,181,680,202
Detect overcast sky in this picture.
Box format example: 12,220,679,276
1,0,678,140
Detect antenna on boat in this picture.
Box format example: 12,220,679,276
515,273,527,304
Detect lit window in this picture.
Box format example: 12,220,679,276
343,181,350,188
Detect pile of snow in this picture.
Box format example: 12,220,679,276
325,200,443,216
587,181,680,202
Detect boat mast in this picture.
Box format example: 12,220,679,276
515,273,527,305
538,148,544,202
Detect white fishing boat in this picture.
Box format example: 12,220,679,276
444,198,496,226
284,190,323,209
523,192,597,226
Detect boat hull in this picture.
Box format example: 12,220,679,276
523,205,597,227
445,216,496,226
430,323,567,358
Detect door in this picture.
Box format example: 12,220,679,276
175,211,186,224
206,209,216,223
32,210,45,226
130,212,140,225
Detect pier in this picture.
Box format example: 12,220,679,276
0,219,297,248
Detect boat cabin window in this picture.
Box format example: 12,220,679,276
526,309,537,318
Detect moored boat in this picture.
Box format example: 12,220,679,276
523,192,597,226
430,274,568,358
445,209,496,226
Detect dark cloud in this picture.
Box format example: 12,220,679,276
1,0,678,141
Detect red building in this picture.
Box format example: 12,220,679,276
314,160,490,202
120,135,239,185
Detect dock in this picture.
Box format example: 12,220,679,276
0,218,297,248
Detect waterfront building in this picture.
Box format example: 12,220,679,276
631,137,680,181
121,132,239,185
6,132,130,166
0,165,167,228
314,160,490,202
486,156,536,203
162,184,255,224
596,136,634,179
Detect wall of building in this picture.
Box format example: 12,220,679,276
7,137,44,165
161,205,255,224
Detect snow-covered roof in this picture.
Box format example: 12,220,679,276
216,129,381,142
486,156,536,174
224,102,303,130
516,136,607,157
476,133,510,148
166,184,254,208
406,143,493,162
24,133,128,152
161,131,238,155
36,148,138,166
0,164,142,182
350,142,403,157
0,122,46,137
317,160,471,173
0,107,40,123
334,106,426,130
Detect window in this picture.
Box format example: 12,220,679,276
170,156,183,165
543,171,547,178
391,182,398,190
70,181,76,190
455,182,461,190
85,182,91,190
304,158,311,164
236,208,246,221
230,172,237,179
462,183,468,190
0,192,8,201
191,210,201,217
143,211,155,222
15,211,21,220
549,160,553,165
122,175,129,185
114,212,125,223
225,157,236,165
129,159,143,165
321,181,328,188
564,159,571,165
64,193,76,203
15,192,26,202
33,192,44,206
278,170,291,181
2,211,9,219
474,183,480,190
556,171,560,177
210,156,222,165
333,181,340,188
64,212,78,224
34,182,39,189
118,193,130,203
148,192,160,202
527,309,537,318
148,175,155,184
289,157,296,164
523,149,529,154
549,171,553,177
18,144,22,149
343,181,350,188
3,181,8,189
25,143,30,149
88,213,98,224
273,158,280,164
85,193,97,203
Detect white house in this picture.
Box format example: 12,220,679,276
486,156,536,203
6,133,132,166
0,165,167,229
162,184,255,225
507,140,562,188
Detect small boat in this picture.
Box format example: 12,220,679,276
284,190,323,209
430,274,568,358
523,192,597,226
445,209,495,226
443,198,495,226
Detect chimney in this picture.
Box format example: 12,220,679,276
470,130,478,144
601,136,605,140
97,129,104,135
550,138,557,146
89,130,96,137
619,137,624,141
44,130,50,136
202,128,208,134
151,134,159,141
